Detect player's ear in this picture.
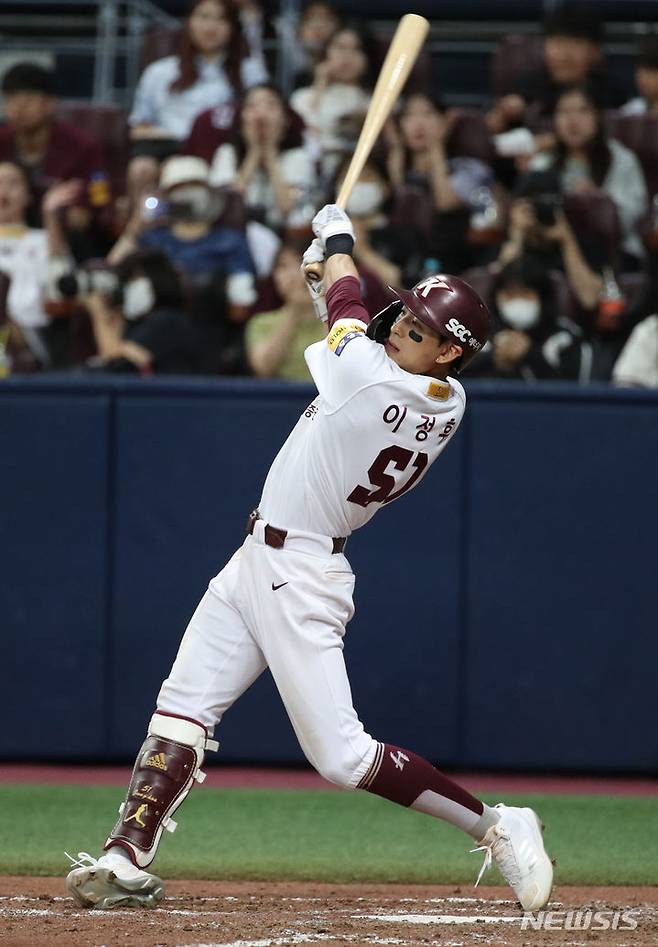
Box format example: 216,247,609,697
435,340,462,365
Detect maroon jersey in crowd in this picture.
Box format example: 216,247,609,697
0,118,111,217
185,104,236,163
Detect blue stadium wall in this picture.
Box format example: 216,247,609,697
1,377,656,773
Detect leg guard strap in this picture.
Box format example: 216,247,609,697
104,712,218,868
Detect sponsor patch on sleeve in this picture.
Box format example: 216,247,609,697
327,321,365,356
427,380,450,400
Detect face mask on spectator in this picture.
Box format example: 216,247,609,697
498,297,540,330
346,182,384,217
168,185,213,221
123,277,155,320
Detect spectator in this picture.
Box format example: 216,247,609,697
0,161,82,367
234,0,266,61
84,248,197,374
494,194,603,312
246,243,324,379
470,256,587,381
0,63,112,258
110,155,256,323
528,85,648,265
612,312,658,387
489,4,625,139
276,2,340,88
209,83,316,231
128,0,268,197
385,93,495,273
290,23,375,176
621,37,658,116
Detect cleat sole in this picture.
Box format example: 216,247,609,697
66,866,164,910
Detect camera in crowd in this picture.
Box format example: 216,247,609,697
141,187,224,224
57,261,119,300
531,192,563,227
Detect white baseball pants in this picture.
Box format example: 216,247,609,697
157,520,378,788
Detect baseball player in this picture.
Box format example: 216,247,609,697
65,204,553,912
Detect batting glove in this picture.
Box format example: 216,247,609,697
301,237,327,323
312,204,355,249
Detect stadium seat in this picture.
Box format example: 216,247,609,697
563,190,622,267
449,110,495,163
618,270,650,314
607,113,658,198
56,101,130,198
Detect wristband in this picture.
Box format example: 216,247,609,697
325,234,354,258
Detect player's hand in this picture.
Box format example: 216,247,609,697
302,237,327,322
312,204,355,248
302,236,324,270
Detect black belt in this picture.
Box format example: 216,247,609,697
246,510,347,555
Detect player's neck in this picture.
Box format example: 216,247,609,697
431,365,451,381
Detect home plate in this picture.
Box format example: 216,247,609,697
358,913,522,925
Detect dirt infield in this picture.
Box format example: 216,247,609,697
1,878,657,947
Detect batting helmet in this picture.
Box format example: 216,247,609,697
388,274,490,372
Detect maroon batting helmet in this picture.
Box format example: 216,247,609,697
388,274,490,372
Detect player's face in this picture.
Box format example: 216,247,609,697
385,309,458,376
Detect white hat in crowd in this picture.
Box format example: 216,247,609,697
160,156,210,191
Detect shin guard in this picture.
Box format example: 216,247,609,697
104,712,218,867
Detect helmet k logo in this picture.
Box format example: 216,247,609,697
415,276,451,298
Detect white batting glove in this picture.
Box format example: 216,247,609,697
312,204,355,249
301,237,327,323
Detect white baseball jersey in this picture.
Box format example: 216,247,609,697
258,317,466,538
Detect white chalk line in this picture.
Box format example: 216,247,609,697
172,936,336,947
173,938,430,947
358,912,522,925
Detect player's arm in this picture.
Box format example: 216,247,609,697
305,204,371,330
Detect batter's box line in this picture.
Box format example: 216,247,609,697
357,912,523,925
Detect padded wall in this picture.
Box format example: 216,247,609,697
1,378,656,771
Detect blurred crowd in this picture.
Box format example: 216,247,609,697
1,0,658,386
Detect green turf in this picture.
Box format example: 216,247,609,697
1,785,656,885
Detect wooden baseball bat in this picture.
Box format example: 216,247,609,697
305,13,429,279
337,13,429,207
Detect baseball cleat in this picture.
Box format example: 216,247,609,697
65,850,164,909
470,803,553,911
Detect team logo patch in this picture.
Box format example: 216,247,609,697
327,321,365,355
426,380,450,401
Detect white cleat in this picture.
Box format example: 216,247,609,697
470,803,554,911
65,850,165,909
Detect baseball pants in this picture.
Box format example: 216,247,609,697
157,520,378,788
